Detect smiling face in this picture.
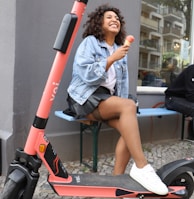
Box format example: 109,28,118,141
102,11,121,37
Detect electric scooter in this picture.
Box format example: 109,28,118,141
1,0,194,198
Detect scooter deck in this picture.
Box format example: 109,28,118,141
48,173,186,198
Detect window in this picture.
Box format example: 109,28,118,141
138,0,192,87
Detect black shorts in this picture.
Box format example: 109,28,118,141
67,86,111,118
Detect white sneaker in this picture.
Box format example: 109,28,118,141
130,163,168,195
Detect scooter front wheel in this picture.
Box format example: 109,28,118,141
1,178,26,199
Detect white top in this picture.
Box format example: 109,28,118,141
100,44,116,94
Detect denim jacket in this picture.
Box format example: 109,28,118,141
67,35,129,105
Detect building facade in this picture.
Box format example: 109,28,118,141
139,0,192,87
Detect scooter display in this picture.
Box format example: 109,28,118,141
1,1,194,198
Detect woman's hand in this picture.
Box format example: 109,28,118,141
113,45,130,59
106,45,129,71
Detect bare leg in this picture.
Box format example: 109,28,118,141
87,96,147,169
113,136,131,175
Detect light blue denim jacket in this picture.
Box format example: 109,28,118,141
67,35,129,105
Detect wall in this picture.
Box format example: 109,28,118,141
0,0,15,175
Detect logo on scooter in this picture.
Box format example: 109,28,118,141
75,175,81,183
50,82,59,101
43,135,49,143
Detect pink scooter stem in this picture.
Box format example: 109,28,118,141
24,0,87,155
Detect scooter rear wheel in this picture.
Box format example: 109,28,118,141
168,172,194,199
1,178,26,199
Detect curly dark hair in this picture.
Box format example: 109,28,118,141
82,4,126,45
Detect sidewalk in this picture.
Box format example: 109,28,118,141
0,139,194,198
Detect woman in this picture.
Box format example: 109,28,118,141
67,4,168,195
